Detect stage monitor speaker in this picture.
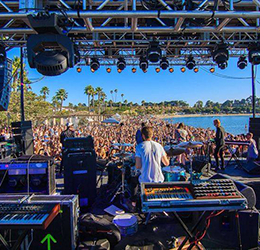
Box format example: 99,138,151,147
11,120,34,155
210,173,256,208
63,137,97,207
205,209,259,250
242,160,260,174
0,58,11,111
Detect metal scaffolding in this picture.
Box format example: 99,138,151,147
0,0,260,65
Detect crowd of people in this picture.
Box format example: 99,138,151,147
0,116,255,166
30,116,251,164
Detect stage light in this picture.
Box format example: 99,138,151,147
155,67,160,73
237,56,248,69
248,44,260,65
181,67,186,73
117,68,122,73
139,57,148,71
90,68,95,73
106,68,111,73
186,56,195,70
212,43,229,69
117,57,126,71
160,57,169,70
76,67,82,73
132,68,137,73
169,68,174,73
90,58,100,71
194,67,199,73
143,69,147,73
210,67,215,73
27,14,79,76
147,41,161,63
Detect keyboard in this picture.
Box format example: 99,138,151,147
0,203,60,229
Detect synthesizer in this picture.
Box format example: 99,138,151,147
0,203,60,229
141,179,247,213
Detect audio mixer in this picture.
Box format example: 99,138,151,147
141,179,247,212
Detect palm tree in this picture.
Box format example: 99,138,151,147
110,90,114,103
55,88,68,111
114,89,118,103
120,93,124,109
40,86,50,101
91,89,97,108
95,87,103,115
124,99,128,106
84,85,94,111
109,100,113,110
141,100,146,111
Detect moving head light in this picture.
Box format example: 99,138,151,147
117,58,126,71
248,43,260,65
147,41,161,63
27,13,79,76
237,56,248,69
212,43,229,70
160,57,169,70
186,56,195,70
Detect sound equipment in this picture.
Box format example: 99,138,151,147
11,121,34,155
0,155,56,194
192,155,209,173
0,203,60,229
242,160,260,174
205,209,259,250
63,137,97,206
0,58,12,111
210,173,256,208
141,180,247,213
249,117,260,150
0,195,79,250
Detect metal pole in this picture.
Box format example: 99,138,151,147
252,63,256,118
20,47,25,122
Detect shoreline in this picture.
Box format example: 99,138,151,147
156,113,258,119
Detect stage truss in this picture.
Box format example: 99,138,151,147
0,0,260,66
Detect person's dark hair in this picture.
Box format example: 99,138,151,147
141,122,145,127
141,126,153,140
178,123,184,129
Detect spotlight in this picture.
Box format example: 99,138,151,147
248,43,260,65
169,68,174,73
186,56,195,70
76,67,82,73
194,67,199,73
143,69,147,73
139,57,149,71
117,68,122,73
106,68,111,73
237,56,248,69
160,57,169,70
210,67,215,73
212,43,229,70
132,68,137,73
117,57,126,71
155,67,160,73
90,58,100,71
181,67,186,73
147,41,161,63
90,68,95,73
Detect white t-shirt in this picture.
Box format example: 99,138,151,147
135,140,166,183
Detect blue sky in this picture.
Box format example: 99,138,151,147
7,48,260,106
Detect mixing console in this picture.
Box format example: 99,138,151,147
192,179,242,199
141,180,247,212
0,203,60,229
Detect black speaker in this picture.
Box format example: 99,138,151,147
0,57,11,111
192,156,209,173
11,121,34,155
63,137,97,207
242,160,260,174
205,209,259,249
249,118,260,150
